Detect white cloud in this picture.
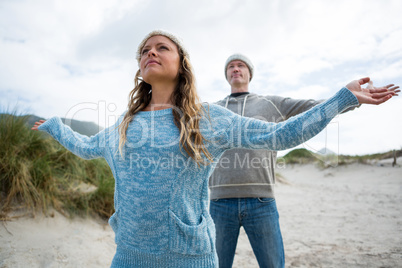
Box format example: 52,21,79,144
266,57,333,86
337,97,402,155
281,84,331,100
378,30,402,59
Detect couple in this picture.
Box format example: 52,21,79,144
32,30,399,268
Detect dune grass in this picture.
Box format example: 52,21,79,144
0,113,114,220
280,148,317,164
279,147,401,168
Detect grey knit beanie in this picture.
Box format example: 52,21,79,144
136,30,189,66
224,53,254,81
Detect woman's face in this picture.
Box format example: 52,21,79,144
139,35,181,85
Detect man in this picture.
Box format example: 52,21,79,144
209,54,399,268
209,53,324,268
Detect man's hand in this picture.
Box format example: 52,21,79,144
346,77,399,105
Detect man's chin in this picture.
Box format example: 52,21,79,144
231,77,242,82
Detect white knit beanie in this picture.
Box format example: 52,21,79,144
224,53,254,81
136,30,189,66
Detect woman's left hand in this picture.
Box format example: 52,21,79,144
346,77,399,105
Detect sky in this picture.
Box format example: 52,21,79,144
1,0,402,157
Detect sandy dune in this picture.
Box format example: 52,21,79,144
1,161,401,268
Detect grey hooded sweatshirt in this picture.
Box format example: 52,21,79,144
209,92,322,199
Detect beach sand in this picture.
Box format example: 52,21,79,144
0,211,115,268
233,160,402,268
1,161,401,268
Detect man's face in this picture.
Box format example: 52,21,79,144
226,60,251,86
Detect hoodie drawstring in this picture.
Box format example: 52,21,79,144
224,95,249,116
241,95,248,116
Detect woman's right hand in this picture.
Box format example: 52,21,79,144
31,120,46,131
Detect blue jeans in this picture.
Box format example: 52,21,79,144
210,198,284,268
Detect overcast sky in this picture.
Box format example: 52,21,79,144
1,0,401,156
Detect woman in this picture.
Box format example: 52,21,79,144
32,30,398,267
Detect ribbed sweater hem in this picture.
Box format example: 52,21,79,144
111,246,218,268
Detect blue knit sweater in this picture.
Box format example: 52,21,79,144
38,87,358,267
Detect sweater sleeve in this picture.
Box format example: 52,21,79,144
273,96,323,120
224,87,359,151
274,94,359,120
37,117,108,159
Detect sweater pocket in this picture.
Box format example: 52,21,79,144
169,209,213,255
108,210,119,234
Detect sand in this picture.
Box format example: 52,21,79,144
1,160,401,268
233,160,402,268
0,212,115,268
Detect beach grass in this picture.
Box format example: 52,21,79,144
0,112,115,220
279,147,401,168
280,148,317,164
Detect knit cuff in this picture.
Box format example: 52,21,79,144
37,116,62,135
336,87,359,112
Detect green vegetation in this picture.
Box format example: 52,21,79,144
279,147,401,167
280,148,317,164
0,113,114,220
337,150,402,166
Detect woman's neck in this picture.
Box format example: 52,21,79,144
142,82,175,111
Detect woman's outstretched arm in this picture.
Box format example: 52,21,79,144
32,117,111,160
214,78,398,152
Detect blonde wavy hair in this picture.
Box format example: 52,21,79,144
118,34,212,166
